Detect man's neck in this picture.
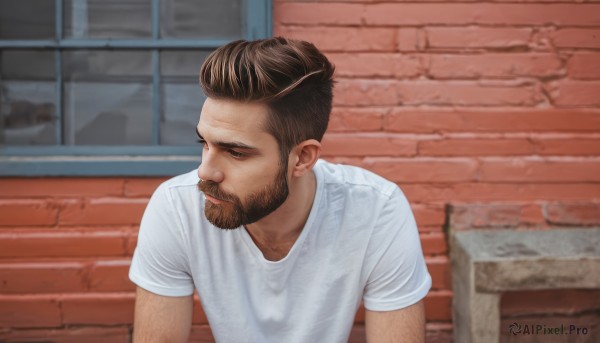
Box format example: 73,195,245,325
244,170,317,260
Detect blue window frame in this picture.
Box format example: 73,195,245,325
0,0,272,176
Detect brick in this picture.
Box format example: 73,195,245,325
324,157,364,169
420,232,448,256
385,109,600,133
479,158,600,182
552,29,600,48
544,202,600,226
501,289,600,316
274,26,396,52
59,197,148,226
534,138,600,156
0,178,124,198
124,178,166,197
364,157,478,183
530,26,555,52
127,232,138,256
424,290,452,322
450,202,521,229
192,293,209,324
363,3,600,26
425,323,454,343
0,231,127,258
0,262,87,294
553,80,600,107
401,183,600,203
89,259,135,292
411,203,446,227
329,107,385,132
322,133,416,157
274,0,600,26
327,53,422,78
426,27,532,49
0,295,61,328
449,203,545,230
188,325,216,343
334,79,398,106
61,293,135,325
0,327,130,343
419,226,444,234
354,303,366,324
568,53,600,80
520,203,547,226
349,325,365,343
0,200,57,226
394,55,425,78
419,138,535,157
275,3,362,25
397,81,542,106
426,256,451,290
428,53,563,79
397,28,426,52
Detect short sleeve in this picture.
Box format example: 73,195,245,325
129,183,195,297
362,187,432,311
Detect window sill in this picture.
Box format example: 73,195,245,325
0,155,200,176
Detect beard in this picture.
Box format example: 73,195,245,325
197,163,289,230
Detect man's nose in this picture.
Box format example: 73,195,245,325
197,151,224,183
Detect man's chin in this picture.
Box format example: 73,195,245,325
205,214,242,230
204,204,242,230
210,221,241,230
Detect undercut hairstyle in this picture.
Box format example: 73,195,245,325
199,37,335,164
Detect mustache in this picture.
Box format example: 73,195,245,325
198,180,234,202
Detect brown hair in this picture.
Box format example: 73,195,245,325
199,37,335,163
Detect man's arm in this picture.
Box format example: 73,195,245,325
365,300,426,343
133,286,194,343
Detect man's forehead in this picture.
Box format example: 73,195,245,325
198,98,271,140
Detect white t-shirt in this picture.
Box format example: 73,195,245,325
129,159,431,343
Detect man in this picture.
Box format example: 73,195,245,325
129,37,431,343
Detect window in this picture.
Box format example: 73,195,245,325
0,0,272,176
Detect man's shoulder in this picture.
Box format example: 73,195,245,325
148,169,199,205
156,169,199,192
143,170,204,228
316,159,398,198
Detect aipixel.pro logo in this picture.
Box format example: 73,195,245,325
508,322,590,336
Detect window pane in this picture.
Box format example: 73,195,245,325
1,51,56,145
1,82,57,145
161,83,205,146
161,50,211,77
63,50,152,79
161,0,243,39
160,50,210,146
63,0,151,39
0,0,55,39
1,50,55,80
63,50,152,145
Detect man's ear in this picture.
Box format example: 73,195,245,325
289,139,321,178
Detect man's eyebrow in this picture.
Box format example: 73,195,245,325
195,128,258,151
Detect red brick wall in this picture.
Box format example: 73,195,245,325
0,179,155,342
1,0,600,342
275,0,600,341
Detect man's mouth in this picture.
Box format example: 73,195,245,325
205,193,225,204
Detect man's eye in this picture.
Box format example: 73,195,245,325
197,139,208,149
228,150,245,159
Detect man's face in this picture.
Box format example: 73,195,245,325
196,98,289,230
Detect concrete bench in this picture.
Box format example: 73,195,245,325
450,227,600,343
